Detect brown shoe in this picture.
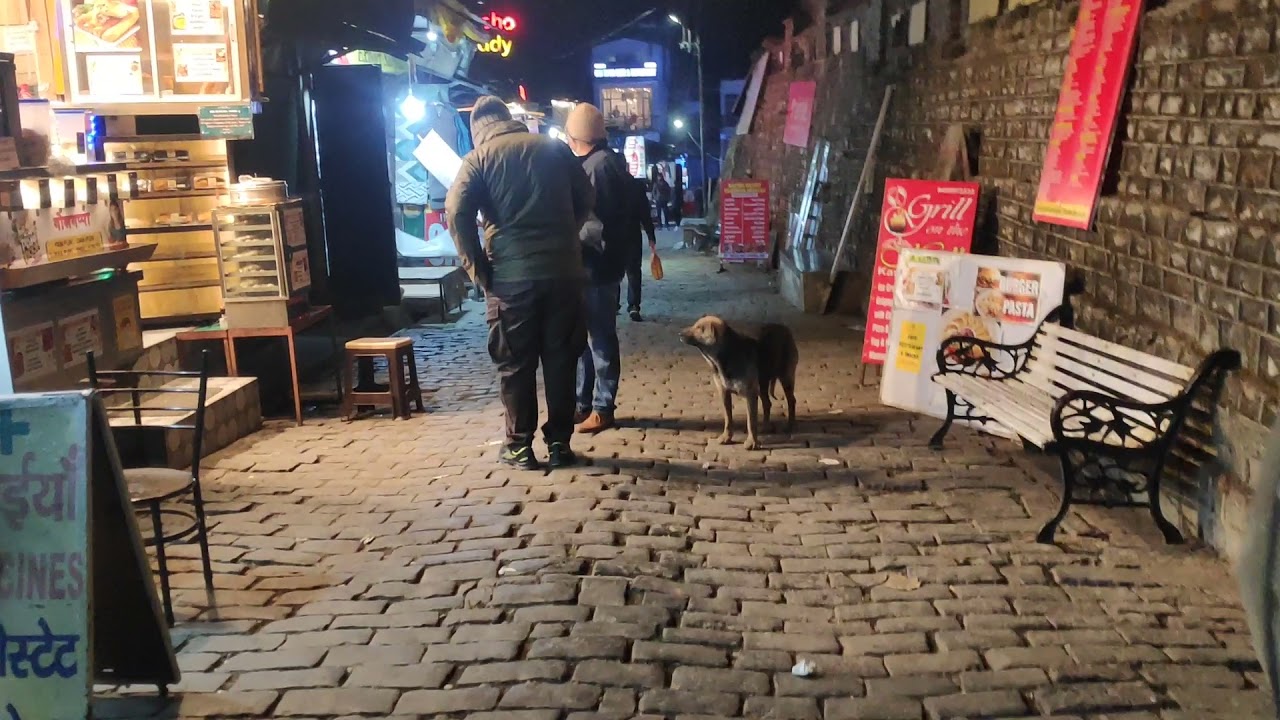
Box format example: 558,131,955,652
576,411,615,434
573,409,591,425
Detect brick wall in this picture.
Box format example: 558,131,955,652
731,0,1279,556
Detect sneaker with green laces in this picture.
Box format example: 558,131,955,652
499,444,540,470
547,442,578,469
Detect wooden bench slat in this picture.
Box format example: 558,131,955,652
1033,336,1189,399
1028,352,1175,406
1041,323,1195,381
936,376,1054,446
1017,365,1163,444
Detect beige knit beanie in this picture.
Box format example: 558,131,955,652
565,103,607,143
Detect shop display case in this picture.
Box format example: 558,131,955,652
212,199,310,328
54,0,263,115
104,133,231,323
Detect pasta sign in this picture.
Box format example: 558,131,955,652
477,12,518,58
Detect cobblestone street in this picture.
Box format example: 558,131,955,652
102,251,1272,720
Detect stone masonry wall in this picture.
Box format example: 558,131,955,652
731,0,1280,557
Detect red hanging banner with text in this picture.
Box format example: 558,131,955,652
1032,0,1143,229
862,179,979,364
720,179,771,263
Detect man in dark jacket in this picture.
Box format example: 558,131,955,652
447,96,594,470
566,103,632,434
625,177,658,322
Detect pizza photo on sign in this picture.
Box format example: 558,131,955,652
940,309,999,362
72,0,141,49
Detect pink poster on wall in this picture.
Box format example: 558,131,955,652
783,81,817,148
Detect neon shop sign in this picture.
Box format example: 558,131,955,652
477,12,518,58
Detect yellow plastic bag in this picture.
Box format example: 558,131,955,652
650,252,664,281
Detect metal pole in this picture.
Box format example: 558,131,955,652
696,31,707,219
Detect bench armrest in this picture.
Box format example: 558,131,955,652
1050,390,1180,452
934,336,1033,380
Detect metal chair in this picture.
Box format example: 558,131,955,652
87,350,213,627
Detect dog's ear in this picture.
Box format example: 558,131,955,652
703,317,725,346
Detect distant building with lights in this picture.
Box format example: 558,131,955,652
590,38,671,141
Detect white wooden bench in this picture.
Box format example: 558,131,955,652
929,308,1241,544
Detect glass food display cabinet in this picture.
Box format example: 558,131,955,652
212,199,309,328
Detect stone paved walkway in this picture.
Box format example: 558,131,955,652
100,250,1273,719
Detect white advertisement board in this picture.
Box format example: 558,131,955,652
880,250,1066,428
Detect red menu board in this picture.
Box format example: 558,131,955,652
720,180,771,262
862,179,979,364
1032,0,1143,229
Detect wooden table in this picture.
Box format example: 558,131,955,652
175,324,235,373
176,306,341,426
227,306,341,426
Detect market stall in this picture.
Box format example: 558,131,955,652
0,0,267,325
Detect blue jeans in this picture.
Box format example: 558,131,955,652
577,282,621,414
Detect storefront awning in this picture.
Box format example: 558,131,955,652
419,0,492,44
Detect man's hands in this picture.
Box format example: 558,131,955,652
473,262,494,294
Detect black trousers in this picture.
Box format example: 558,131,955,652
625,247,643,311
486,279,587,447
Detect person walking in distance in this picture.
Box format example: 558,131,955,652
446,96,594,470
653,174,672,228
565,103,631,434
625,177,658,322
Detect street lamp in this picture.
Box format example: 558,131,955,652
668,13,707,218
673,118,685,130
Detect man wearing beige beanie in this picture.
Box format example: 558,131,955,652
565,102,640,434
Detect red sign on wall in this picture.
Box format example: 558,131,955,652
1032,0,1143,229
862,179,979,364
720,180,770,263
783,81,817,148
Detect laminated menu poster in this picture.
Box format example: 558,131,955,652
879,250,1066,428
171,0,227,35
720,179,770,262
861,179,979,364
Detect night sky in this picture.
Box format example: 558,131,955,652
457,0,799,102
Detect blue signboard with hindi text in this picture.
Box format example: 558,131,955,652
0,392,178,719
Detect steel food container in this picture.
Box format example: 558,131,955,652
229,176,288,205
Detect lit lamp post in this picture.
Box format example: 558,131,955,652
669,13,706,218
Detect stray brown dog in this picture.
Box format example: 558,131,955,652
680,315,799,450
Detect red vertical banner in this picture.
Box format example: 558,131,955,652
720,180,771,263
783,81,817,148
862,179,979,364
1033,0,1143,229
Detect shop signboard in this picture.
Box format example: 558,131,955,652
720,179,770,263
169,0,227,35
624,136,646,179
862,179,978,364
1032,0,1142,229
783,80,816,148
0,392,180,720
57,310,102,367
0,203,116,268
6,322,56,384
879,250,1066,425
197,105,253,139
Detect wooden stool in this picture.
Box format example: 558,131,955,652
341,338,425,420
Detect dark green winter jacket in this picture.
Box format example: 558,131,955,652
446,117,594,287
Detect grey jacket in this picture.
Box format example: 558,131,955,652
446,118,594,287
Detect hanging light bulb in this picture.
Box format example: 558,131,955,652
401,93,426,123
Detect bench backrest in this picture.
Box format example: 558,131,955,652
1025,323,1196,406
